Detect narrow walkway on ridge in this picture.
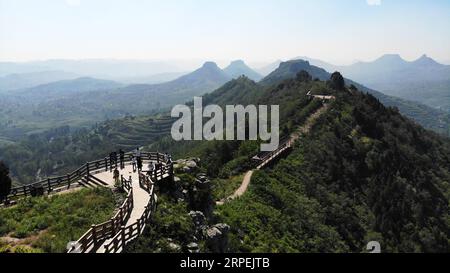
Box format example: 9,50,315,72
217,95,334,205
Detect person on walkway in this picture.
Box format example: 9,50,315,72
119,149,125,169
135,147,141,159
146,162,155,178
137,156,143,172
109,152,115,172
132,155,137,172
113,168,120,188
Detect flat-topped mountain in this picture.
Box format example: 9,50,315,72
260,60,330,86
223,60,262,81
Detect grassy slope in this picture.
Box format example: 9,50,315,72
0,187,117,253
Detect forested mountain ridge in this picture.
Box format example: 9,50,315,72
219,85,450,252
130,70,450,253
261,59,450,136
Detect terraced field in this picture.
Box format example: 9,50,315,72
98,116,175,150
0,115,176,186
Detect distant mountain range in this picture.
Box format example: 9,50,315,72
0,59,183,79
0,62,233,139
299,54,450,113
0,70,80,92
118,72,187,84
0,57,448,141
14,77,123,101
262,59,450,135
223,60,263,81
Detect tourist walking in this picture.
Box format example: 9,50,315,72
147,162,155,178
109,152,117,171
119,149,125,169
113,168,120,188
137,156,143,172
132,156,137,172
135,147,141,160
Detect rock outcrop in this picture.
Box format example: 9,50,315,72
205,223,230,253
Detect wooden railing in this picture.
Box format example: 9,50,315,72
67,185,134,253
104,177,158,253
8,151,170,199
251,137,292,168
121,175,132,192
59,151,172,254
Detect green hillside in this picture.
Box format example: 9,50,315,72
2,68,449,253
133,71,450,253
0,187,117,253
0,115,175,186
218,88,450,253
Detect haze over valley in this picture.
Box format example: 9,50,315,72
0,0,449,255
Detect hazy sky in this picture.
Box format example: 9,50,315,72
1,0,449,64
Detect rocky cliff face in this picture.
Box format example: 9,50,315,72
154,158,230,253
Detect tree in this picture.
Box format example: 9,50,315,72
0,161,12,203
329,72,346,91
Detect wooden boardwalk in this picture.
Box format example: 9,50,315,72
93,164,151,253
49,152,175,254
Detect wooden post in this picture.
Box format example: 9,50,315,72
47,178,51,193
67,174,71,189
137,219,142,234
105,158,108,172
121,226,126,247
91,225,97,245
86,163,90,175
